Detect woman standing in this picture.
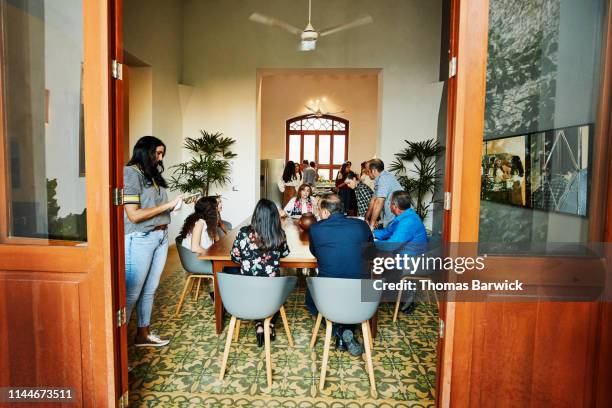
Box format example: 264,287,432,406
230,199,290,346
335,161,354,214
282,184,318,217
278,161,301,206
124,136,182,347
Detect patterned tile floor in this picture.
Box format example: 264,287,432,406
128,249,438,407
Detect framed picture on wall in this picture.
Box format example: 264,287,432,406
481,124,591,217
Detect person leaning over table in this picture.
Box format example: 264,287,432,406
230,198,290,347
281,183,318,217
178,195,220,301
278,160,301,206
124,136,183,348
345,171,373,218
306,194,373,356
365,158,403,230
374,190,428,315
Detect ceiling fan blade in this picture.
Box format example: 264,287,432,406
249,13,302,36
327,110,345,115
319,15,373,37
304,105,316,113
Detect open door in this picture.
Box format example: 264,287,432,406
0,0,122,406
440,0,612,406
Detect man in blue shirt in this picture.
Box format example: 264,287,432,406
307,194,373,355
374,190,427,314
365,159,403,229
374,190,427,243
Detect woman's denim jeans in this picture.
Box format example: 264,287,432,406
125,230,168,327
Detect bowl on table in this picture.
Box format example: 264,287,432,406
298,212,317,231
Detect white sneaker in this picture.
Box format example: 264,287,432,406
135,333,170,347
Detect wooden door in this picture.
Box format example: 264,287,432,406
0,0,120,406
440,0,612,406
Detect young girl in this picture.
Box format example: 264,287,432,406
282,184,317,217
179,196,219,254
230,199,290,346
278,161,301,206
124,136,182,348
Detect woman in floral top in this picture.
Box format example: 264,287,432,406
230,198,290,345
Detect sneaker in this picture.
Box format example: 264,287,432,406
135,333,170,348
342,329,363,356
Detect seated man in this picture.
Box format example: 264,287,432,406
374,190,427,314
307,194,373,355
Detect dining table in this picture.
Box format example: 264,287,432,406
198,216,378,337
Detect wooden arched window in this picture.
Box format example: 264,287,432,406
285,114,349,181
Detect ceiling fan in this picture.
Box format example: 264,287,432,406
249,0,373,51
305,98,345,118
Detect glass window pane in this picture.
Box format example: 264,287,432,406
478,0,606,253
3,0,87,241
288,134,301,163
317,168,330,181
332,168,339,180
318,134,330,164
303,134,315,164
333,135,346,165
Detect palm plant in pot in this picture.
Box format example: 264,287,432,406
388,139,444,220
168,130,237,196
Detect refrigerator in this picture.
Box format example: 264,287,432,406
260,159,285,206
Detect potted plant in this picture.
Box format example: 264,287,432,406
168,130,237,196
388,139,444,220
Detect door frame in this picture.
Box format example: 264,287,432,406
439,0,612,406
0,0,118,405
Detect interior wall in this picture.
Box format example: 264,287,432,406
123,0,184,240
127,67,153,156
260,70,380,168
182,0,443,226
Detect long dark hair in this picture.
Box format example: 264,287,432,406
127,136,168,188
251,198,286,251
282,161,297,183
179,196,219,241
336,162,350,180
511,156,524,177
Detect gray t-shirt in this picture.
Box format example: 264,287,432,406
303,167,317,186
123,166,171,234
374,170,403,227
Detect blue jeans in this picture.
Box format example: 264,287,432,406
125,230,168,327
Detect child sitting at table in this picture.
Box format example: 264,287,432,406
178,196,220,300
281,183,318,217
230,198,290,346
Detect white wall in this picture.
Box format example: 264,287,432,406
260,69,380,168
124,0,184,240
182,0,443,226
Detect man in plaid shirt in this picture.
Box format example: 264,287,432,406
346,171,373,218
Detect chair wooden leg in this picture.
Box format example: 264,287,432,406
174,275,194,317
264,316,273,388
319,319,333,391
279,306,294,347
233,320,240,342
361,321,376,396
393,287,403,323
310,313,322,349
218,315,236,381
366,320,374,350
195,278,202,301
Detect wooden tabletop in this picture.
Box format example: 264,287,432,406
198,216,317,264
